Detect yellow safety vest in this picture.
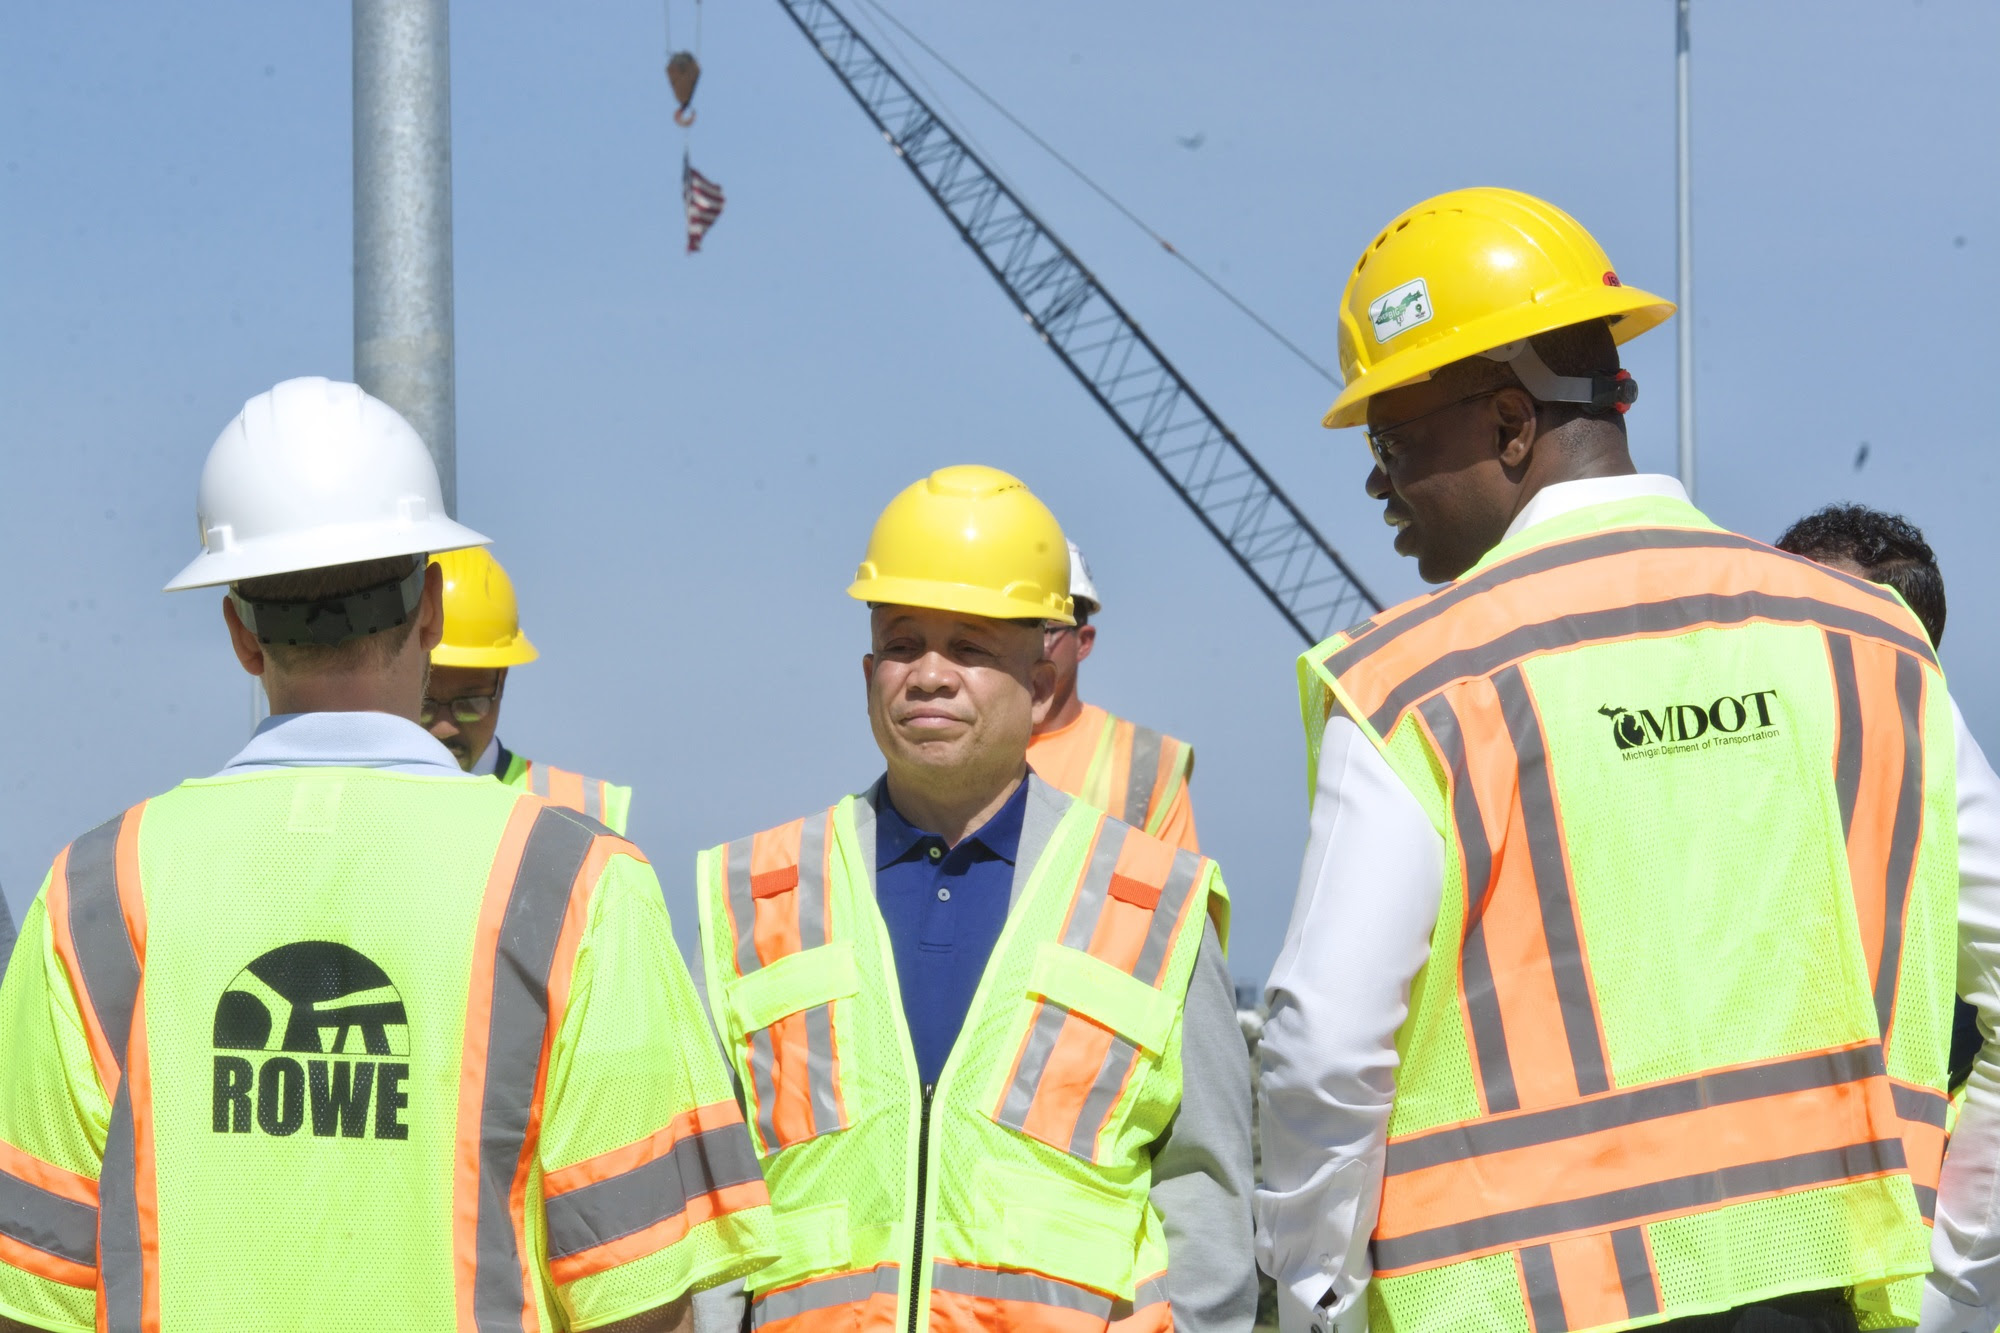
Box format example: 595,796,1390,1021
496,744,632,835
695,777,1228,1331
1298,494,1956,1333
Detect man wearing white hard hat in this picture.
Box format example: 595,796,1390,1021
0,379,772,1331
1028,540,1201,852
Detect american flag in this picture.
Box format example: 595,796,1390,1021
683,153,725,253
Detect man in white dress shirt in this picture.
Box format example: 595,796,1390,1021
1256,188,2000,1333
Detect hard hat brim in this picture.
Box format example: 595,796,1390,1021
431,631,539,669
1323,286,1675,429
848,575,1074,626
163,516,491,591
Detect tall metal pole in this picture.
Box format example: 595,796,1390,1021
354,0,457,516
1675,0,1695,501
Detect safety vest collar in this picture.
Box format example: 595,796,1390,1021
848,772,1073,915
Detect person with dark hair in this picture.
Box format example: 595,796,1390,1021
1777,503,1947,647
1258,187,2000,1333
0,379,774,1332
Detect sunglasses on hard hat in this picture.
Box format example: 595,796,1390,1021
419,693,498,727
1363,389,1506,472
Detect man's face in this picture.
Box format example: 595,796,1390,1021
863,607,1054,783
1364,378,1526,584
424,665,505,771
1041,619,1096,696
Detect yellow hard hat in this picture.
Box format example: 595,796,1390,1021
1323,187,1676,429
430,547,539,668
848,465,1074,624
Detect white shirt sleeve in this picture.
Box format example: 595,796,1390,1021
1923,696,2000,1332
1255,716,1444,1333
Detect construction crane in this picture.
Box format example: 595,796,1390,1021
773,0,1382,643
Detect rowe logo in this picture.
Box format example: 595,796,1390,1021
1598,690,1780,752
211,941,410,1140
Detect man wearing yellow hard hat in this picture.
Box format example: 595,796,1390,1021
689,465,1255,1332
1256,187,2000,1333
427,548,634,834
1029,539,1201,852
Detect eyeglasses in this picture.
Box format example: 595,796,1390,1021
1364,389,1505,471
419,693,498,727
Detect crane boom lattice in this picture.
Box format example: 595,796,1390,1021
776,0,1381,642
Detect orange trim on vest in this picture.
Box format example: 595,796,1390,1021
543,1099,747,1197
0,1230,95,1290
46,843,119,1098
546,1178,769,1286
452,800,541,1333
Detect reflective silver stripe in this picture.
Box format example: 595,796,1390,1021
1060,820,1128,950
930,1260,1114,1318
751,1264,899,1326
1374,1137,1907,1272
795,813,843,1137
1612,1226,1658,1318
1518,1243,1565,1332
1124,726,1163,827
0,1166,98,1270
545,1122,764,1261
1364,592,1935,737
1131,1274,1169,1308
66,813,140,1075
1386,1044,1884,1176
725,836,760,976
1916,1183,1938,1222
1131,850,1203,987
1067,1034,1140,1159
1417,696,1514,1114
1494,666,1608,1097
582,779,603,822
997,1001,1069,1132
471,806,598,1331
99,1081,141,1333
1328,527,1927,681
528,763,548,797
1876,652,1927,1036
1000,821,1129,1130
748,1027,779,1152
1827,632,1863,837
1892,1082,1949,1129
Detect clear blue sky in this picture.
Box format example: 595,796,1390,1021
3,2,1994,983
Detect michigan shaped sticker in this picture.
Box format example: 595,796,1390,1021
1369,277,1433,344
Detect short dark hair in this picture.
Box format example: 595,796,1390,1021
1438,318,1626,429
1776,504,1946,647
234,554,423,673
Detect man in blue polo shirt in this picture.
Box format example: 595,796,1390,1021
692,466,1254,1333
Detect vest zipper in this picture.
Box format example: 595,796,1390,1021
907,1082,935,1333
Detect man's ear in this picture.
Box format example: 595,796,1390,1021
415,562,445,654
1495,387,1539,469
1075,624,1097,664
1028,655,1058,727
222,594,268,677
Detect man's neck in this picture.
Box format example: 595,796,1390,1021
1505,445,1636,531
883,764,1027,847
1037,684,1084,735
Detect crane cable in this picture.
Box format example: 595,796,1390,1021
854,0,1342,388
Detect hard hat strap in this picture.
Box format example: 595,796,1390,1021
1481,340,1639,415
230,558,428,648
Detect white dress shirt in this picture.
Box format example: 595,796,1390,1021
1254,475,2000,1333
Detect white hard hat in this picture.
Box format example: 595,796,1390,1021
164,377,489,591
1067,540,1101,615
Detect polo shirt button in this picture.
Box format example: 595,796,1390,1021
937,887,952,902
928,845,942,861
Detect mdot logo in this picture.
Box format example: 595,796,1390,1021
1597,690,1780,756
212,941,410,1141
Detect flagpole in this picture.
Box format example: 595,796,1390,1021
1675,0,1696,501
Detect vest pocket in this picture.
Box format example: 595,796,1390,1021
990,943,1178,1162
752,1199,853,1292
725,943,859,1153
977,1160,1141,1301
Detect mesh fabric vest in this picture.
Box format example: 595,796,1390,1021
1297,494,1956,1333
497,749,632,835
696,782,1225,1331
1028,704,1194,841
37,770,754,1331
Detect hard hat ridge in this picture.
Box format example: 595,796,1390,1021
848,464,1074,625
432,546,540,668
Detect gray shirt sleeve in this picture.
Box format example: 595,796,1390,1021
0,885,15,982
1152,918,1259,1333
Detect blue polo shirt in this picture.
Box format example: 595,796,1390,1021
874,778,1028,1086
